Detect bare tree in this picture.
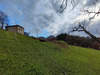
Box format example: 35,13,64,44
60,0,100,43
69,21,100,43
0,10,9,29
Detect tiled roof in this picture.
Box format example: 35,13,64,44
5,25,24,29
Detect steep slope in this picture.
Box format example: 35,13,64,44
0,29,100,75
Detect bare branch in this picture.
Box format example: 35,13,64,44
81,0,100,20
69,0,75,12
81,8,100,20
59,0,75,13
59,0,68,13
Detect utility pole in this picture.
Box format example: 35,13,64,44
36,17,39,39
37,27,38,39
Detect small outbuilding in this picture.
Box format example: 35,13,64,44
5,25,24,34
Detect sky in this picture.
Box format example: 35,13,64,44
0,0,100,37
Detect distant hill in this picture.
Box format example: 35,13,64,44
0,29,100,75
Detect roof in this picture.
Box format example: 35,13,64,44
5,25,24,29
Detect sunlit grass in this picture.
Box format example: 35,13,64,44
0,29,100,75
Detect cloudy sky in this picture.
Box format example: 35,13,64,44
0,0,100,37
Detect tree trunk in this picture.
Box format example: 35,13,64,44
84,29,100,43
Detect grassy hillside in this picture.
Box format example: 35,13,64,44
0,29,100,75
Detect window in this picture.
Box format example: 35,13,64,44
19,28,22,31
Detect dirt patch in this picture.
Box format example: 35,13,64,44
51,41,69,49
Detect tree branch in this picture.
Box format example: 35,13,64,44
59,0,75,13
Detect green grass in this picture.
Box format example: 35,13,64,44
0,29,100,75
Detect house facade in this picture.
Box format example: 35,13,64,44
5,25,24,34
